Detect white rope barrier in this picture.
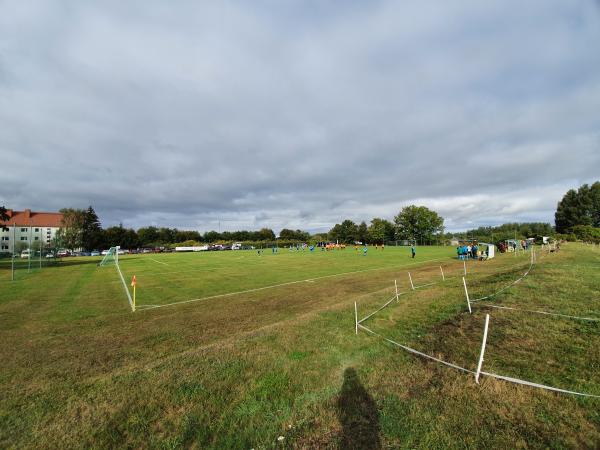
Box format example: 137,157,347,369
359,255,526,325
354,246,600,399
358,294,400,324
357,324,600,399
480,371,600,399
358,324,475,374
476,303,600,322
414,281,437,290
469,260,535,303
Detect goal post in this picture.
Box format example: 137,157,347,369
99,246,118,266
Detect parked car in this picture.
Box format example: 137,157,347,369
91,251,100,256
46,253,55,258
20,250,30,259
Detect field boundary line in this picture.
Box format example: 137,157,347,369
115,262,134,312
149,258,168,266
136,256,451,311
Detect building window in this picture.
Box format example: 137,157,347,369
1,245,8,250
35,228,39,232
1,237,8,241
20,237,27,241
21,228,27,232
34,237,39,241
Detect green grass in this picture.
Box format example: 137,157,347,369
1,244,599,448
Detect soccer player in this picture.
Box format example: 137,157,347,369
411,245,416,258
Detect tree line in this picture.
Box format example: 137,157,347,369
55,207,285,250
449,222,555,244
51,204,445,250
3,180,597,252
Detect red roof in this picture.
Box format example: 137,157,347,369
1,209,64,228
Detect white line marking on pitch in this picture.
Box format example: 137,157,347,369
136,256,450,311
150,258,168,266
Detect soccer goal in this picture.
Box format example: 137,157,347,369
99,246,119,266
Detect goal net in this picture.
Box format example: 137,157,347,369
99,246,119,266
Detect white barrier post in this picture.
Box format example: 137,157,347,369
463,259,467,276
439,265,445,281
475,314,490,384
408,272,415,290
462,277,472,314
354,302,358,335
394,279,399,302
530,247,533,264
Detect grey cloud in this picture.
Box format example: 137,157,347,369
1,1,599,233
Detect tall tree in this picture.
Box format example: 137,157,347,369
367,218,395,243
137,227,159,246
357,221,368,244
555,182,600,232
0,206,8,231
81,206,103,251
256,228,276,241
279,228,310,241
57,208,85,250
328,220,358,243
589,181,600,227
203,231,222,242
157,227,176,243
394,205,444,243
103,225,139,249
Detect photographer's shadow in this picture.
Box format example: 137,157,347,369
337,367,381,449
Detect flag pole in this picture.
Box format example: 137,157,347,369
11,225,15,281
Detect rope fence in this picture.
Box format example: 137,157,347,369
358,320,600,399
354,247,600,399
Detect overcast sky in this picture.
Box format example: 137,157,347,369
1,1,599,233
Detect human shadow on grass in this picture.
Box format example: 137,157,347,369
337,367,381,450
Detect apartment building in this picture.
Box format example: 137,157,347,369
0,209,64,254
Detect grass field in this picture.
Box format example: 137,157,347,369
1,244,599,448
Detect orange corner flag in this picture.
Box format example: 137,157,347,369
131,275,137,287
